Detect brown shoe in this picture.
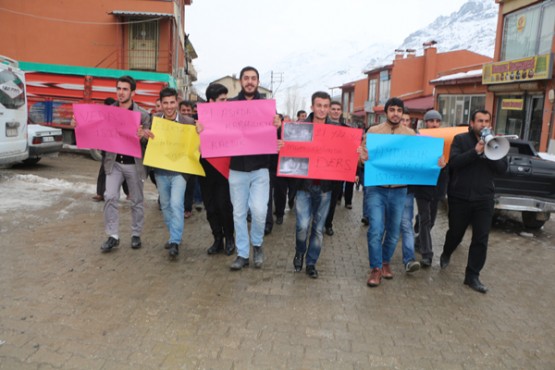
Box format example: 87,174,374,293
382,263,394,279
367,268,382,287
92,195,104,202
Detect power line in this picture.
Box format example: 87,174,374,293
0,6,166,25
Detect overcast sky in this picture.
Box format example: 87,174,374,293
186,0,470,82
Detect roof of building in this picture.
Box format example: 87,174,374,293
110,10,174,18
403,95,434,112
431,69,482,83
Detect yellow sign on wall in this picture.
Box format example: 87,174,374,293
501,99,524,110
482,54,553,85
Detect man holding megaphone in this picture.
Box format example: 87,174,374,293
439,110,508,294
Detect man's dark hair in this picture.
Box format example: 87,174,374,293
384,97,404,111
330,101,342,108
179,100,194,110
296,110,306,118
117,75,137,91
103,97,116,106
159,87,178,100
239,66,259,80
311,91,331,105
403,108,410,115
470,109,491,122
206,83,228,102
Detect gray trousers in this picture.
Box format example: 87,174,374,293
104,162,145,238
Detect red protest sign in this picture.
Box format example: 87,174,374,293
277,123,362,182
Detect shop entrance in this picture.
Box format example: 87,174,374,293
495,94,545,150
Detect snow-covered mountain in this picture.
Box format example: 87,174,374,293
194,0,499,116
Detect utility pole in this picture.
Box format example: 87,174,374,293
270,71,284,97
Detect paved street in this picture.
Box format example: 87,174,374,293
1,154,554,369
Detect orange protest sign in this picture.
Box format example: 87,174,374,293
419,126,468,163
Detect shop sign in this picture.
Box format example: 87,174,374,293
482,53,553,85
501,99,524,110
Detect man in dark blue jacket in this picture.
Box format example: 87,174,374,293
439,110,508,293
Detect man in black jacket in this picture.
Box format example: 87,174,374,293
439,110,508,293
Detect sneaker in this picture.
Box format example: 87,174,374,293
306,265,319,279
405,260,421,273
168,243,179,259
361,216,369,226
253,246,264,268
382,263,394,279
293,252,303,272
275,216,283,225
230,256,249,270
194,203,203,212
325,227,334,236
131,236,142,249
206,238,224,255
101,237,119,253
420,257,432,268
367,268,382,287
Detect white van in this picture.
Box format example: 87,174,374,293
0,55,28,166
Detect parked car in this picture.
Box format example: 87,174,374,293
24,123,63,164
493,139,555,229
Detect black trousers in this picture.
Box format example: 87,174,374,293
184,175,197,212
274,176,297,217
266,171,276,229
325,182,342,228
442,197,494,278
198,163,234,240
415,197,440,259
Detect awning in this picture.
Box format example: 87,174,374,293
403,95,434,111
110,10,174,18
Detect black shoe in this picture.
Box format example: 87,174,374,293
264,225,272,235
361,216,369,226
224,238,236,256
440,253,450,269
420,257,432,268
325,227,334,236
207,238,224,255
168,243,179,259
276,216,283,225
164,242,171,250
253,246,264,268
230,256,249,270
293,252,303,272
131,236,142,249
464,276,488,294
101,237,119,253
306,265,319,279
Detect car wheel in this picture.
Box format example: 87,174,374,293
521,211,548,229
90,149,103,161
22,157,41,165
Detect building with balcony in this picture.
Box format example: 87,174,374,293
0,0,198,105
482,0,555,152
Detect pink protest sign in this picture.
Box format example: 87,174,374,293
197,99,278,158
73,104,143,158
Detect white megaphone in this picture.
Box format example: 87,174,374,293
481,127,518,160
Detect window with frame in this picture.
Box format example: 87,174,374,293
378,71,390,106
368,79,377,106
437,95,486,126
501,0,555,61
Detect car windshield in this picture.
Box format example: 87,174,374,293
0,69,26,110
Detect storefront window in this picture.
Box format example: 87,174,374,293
501,0,555,61
495,96,524,136
437,95,485,126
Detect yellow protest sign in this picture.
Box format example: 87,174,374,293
143,116,205,176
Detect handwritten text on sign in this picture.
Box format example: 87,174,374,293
143,117,205,176
278,123,362,182
364,134,444,186
73,104,142,158
197,99,277,158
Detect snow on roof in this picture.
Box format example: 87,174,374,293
431,69,483,83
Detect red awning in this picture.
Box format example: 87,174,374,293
403,95,434,111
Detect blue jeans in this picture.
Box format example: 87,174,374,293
365,186,407,269
295,187,332,266
155,173,186,244
400,193,416,265
229,168,269,258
